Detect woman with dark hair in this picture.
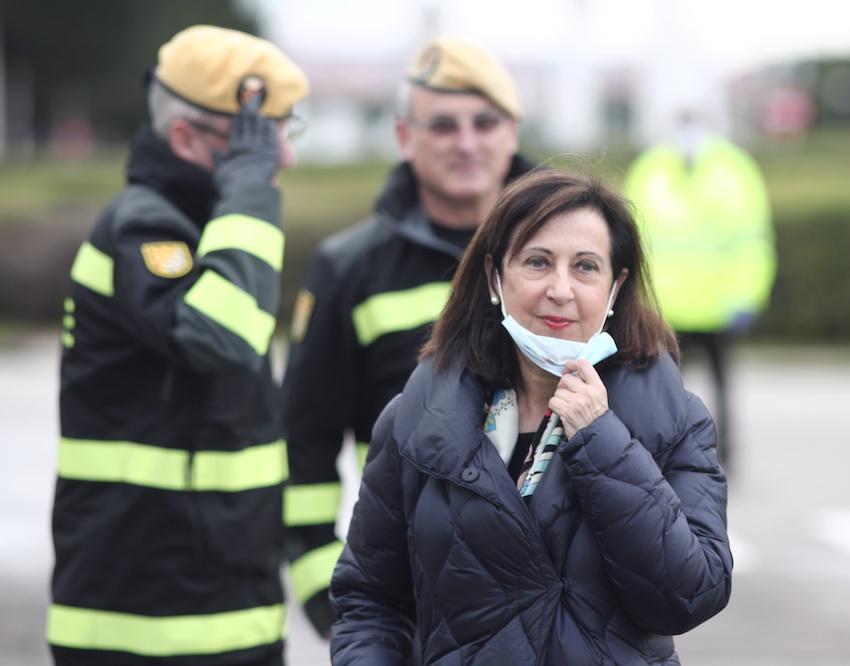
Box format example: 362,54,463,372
330,170,732,665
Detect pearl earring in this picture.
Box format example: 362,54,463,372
491,295,500,306
607,308,615,317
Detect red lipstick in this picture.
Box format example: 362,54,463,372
541,316,573,331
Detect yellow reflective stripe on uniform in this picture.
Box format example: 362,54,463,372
58,438,286,491
183,270,275,356
284,482,341,526
289,541,345,604
356,441,369,470
47,603,285,656
192,441,287,491
59,438,186,490
197,214,285,272
351,281,452,346
70,242,114,297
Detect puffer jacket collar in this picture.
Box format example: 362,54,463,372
392,358,528,513
391,353,689,511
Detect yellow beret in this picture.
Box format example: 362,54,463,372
155,25,309,119
408,36,521,119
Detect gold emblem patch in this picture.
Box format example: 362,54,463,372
289,289,315,344
140,241,193,278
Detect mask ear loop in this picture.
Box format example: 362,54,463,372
596,281,619,336
494,272,508,319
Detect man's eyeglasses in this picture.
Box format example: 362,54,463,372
405,112,505,137
186,114,308,143
185,119,229,141
281,114,308,143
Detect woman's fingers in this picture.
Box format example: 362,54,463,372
552,360,609,437
561,359,604,388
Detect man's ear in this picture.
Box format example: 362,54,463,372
395,117,415,161
166,119,195,162
505,118,519,154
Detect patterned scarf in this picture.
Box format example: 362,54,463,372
517,412,563,497
484,390,563,496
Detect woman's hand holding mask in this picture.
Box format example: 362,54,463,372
549,359,609,439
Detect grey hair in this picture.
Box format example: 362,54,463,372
147,79,221,138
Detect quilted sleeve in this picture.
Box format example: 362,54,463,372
559,384,732,635
330,396,415,664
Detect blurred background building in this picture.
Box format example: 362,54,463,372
2,0,849,162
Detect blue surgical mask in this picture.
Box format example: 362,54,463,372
495,273,618,377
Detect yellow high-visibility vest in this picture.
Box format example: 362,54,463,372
624,137,776,332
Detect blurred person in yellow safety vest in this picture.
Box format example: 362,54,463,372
624,109,776,470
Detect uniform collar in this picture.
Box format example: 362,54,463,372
126,126,217,228
393,359,510,507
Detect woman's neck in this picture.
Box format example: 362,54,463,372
516,355,559,432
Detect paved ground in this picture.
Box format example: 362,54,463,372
2,331,849,664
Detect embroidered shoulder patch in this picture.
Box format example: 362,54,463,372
289,289,315,344
140,241,193,278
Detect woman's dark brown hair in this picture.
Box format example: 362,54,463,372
421,169,679,390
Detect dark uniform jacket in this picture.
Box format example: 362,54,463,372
281,157,534,633
331,354,732,665
50,128,287,666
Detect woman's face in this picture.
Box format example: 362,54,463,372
496,207,619,343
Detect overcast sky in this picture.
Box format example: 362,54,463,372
254,0,849,76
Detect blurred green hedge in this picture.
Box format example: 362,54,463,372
1,133,849,343
756,209,850,341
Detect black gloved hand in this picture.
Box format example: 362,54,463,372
213,96,280,193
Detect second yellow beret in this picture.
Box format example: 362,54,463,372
408,36,521,119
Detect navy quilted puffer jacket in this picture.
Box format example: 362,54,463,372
331,353,732,665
